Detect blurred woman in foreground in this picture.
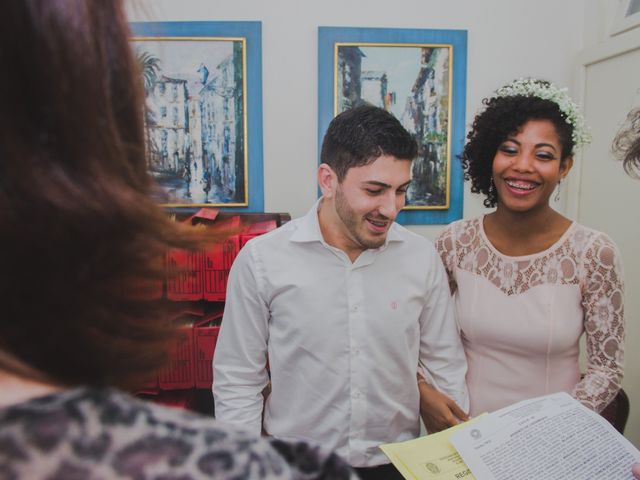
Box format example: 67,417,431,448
0,1,353,478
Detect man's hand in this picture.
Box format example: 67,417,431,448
632,463,640,479
418,375,468,433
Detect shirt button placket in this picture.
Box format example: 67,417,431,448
347,267,366,465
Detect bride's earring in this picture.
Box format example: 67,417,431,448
554,180,562,202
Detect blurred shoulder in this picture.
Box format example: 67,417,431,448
0,388,296,479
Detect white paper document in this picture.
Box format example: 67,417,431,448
450,392,640,480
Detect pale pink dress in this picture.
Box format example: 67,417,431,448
435,216,624,416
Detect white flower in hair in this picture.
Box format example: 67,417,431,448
494,78,592,151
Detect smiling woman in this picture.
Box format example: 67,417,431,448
421,79,626,422
0,1,356,478
490,119,573,216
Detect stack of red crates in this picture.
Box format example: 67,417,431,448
159,304,206,390
138,211,282,402
203,216,242,302
194,308,224,389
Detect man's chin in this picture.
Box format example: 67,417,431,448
358,233,387,250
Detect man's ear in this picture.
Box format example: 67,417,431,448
318,163,338,198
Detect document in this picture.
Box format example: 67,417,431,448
380,416,485,479
450,392,640,480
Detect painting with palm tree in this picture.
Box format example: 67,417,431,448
133,37,248,206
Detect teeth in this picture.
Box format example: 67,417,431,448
505,180,537,191
368,219,387,227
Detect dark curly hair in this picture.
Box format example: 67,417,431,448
612,107,640,179
462,91,575,208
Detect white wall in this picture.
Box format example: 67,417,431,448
578,0,640,448
127,0,584,239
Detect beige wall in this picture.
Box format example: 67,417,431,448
127,0,583,239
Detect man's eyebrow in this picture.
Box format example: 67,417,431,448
361,180,412,189
362,181,391,188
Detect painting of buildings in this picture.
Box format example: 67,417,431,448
337,44,451,208
134,38,247,206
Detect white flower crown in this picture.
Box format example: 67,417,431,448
494,78,592,151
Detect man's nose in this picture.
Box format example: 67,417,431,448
378,192,400,219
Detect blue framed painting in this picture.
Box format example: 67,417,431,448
130,21,263,212
318,27,467,225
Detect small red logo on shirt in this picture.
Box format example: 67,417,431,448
391,301,398,310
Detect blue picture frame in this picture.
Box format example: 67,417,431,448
318,26,467,225
130,21,264,212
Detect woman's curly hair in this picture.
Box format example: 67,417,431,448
612,108,640,179
461,94,575,208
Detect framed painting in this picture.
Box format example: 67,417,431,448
318,27,467,225
130,21,263,211
611,0,640,36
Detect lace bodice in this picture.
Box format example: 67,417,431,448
435,217,625,413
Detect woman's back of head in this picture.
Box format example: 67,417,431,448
613,108,640,178
0,0,194,389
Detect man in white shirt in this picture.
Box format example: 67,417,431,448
213,105,468,480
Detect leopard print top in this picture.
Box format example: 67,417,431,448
0,388,356,479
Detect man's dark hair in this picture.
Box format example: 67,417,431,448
320,105,418,181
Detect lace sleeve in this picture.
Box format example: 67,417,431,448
572,233,625,412
434,224,457,295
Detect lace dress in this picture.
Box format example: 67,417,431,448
435,216,624,416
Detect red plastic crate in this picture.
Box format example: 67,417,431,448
203,236,239,301
166,249,204,301
165,208,220,301
201,215,239,302
193,306,224,389
194,323,221,389
158,325,195,390
240,219,277,249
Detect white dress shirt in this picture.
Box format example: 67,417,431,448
213,200,468,467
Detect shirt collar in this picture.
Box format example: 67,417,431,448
289,197,325,243
290,197,405,247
